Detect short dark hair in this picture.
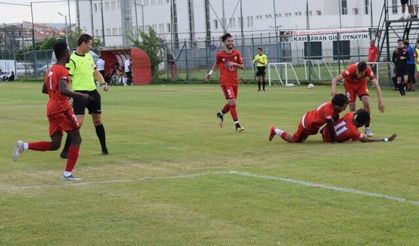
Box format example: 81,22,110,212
77,33,93,46
357,61,367,72
257,47,263,51
354,109,370,126
53,40,68,60
331,93,348,107
221,33,232,42
397,38,404,43
404,40,409,45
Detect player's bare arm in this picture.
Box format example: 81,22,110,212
370,78,385,112
360,133,397,143
94,69,109,92
205,63,217,81
331,74,343,96
59,79,90,102
325,118,337,143
233,62,245,70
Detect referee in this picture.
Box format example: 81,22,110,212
253,48,268,91
60,34,110,158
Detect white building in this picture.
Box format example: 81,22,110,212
77,0,402,47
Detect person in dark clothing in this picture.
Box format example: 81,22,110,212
392,39,410,96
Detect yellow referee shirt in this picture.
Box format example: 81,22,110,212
253,54,268,67
66,52,96,91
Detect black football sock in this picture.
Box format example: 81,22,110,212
95,124,107,151
262,80,266,90
61,134,72,154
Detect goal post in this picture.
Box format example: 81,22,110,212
268,62,301,87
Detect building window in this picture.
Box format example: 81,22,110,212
353,8,359,15
111,1,116,10
167,23,171,32
392,0,398,14
333,40,350,60
105,1,110,11
213,19,218,29
341,0,348,15
304,41,322,60
365,0,369,14
95,29,98,36
316,10,322,15
112,28,117,35
93,3,97,12
106,28,111,35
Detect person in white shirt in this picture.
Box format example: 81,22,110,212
96,56,106,81
124,58,132,85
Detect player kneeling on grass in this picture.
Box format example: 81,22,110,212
12,41,91,181
269,94,348,143
321,108,397,143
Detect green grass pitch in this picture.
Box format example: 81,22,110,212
0,82,418,245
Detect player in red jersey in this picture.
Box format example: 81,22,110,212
268,94,348,143
321,109,397,143
12,41,90,181
331,61,385,137
205,33,245,132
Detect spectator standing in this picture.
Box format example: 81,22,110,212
368,40,379,75
405,40,416,91
97,56,106,81
124,58,132,85
392,39,410,95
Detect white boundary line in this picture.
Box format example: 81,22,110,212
1,170,418,206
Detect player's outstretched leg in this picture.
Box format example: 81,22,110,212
269,126,294,143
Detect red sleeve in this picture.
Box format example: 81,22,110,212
319,103,334,120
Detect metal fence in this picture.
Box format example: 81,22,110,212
159,30,394,87
1,30,395,87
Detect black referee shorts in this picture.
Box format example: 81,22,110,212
73,89,102,115
256,66,266,76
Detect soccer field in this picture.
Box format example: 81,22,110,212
1,82,418,245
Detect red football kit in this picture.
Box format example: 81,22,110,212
322,112,364,143
44,64,80,136
216,49,243,99
341,64,375,103
292,101,340,142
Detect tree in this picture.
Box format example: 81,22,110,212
129,27,164,78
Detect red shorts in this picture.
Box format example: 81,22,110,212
48,108,80,136
344,81,369,103
221,85,238,100
291,119,319,143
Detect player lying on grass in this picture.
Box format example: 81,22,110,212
321,108,397,143
12,41,90,181
269,94,348,143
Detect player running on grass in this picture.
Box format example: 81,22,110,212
321,108,397,143
331,61,385,137
12,41,90,181
205,33,245,132
269,94,348,143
